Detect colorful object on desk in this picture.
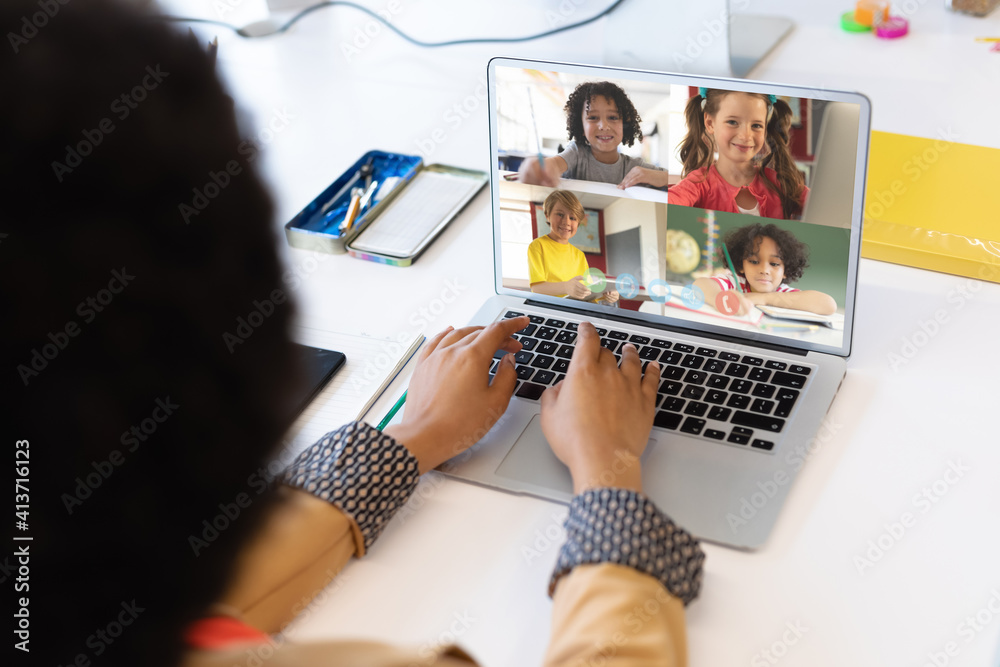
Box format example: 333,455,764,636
376,390,407,430
840,7,906,39
854,0,889,26
876,16,908,39
974,37,1000,42
840,10,872,32
992,42,1000,52
721,243,745,294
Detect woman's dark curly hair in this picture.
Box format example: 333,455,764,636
563,81,643,147
1,1,302,665
720,222,810,284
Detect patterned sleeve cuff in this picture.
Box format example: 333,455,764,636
280,422,420,554
549,488,706,606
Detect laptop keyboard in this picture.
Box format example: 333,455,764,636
490,310,815,454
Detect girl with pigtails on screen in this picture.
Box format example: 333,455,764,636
668,88,809,220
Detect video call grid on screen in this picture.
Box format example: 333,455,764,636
488,59,870,357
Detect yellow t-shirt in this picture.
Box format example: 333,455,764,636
527,235,590,297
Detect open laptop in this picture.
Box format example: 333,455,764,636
441,57,870,549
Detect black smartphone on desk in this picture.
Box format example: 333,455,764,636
281,343,346,427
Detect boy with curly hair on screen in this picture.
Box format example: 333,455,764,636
694,222,837,316
518,81,668,190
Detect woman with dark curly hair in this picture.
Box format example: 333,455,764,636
518,81,669,190
3,2,705,666
694,222,837,316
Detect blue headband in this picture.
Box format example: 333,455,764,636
699,88,777,118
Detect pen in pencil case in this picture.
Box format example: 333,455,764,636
340,155,378,233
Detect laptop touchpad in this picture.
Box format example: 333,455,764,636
494,415,574,494
493,414,659,494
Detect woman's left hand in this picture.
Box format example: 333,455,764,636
384,316,528,473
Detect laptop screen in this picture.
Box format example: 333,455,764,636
488,58,870,358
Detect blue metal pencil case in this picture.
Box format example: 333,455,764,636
284,150,422,254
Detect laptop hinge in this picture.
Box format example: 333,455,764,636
523,299,809,357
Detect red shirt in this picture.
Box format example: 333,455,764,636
185,616,270,650
710,270,798,294
667,165,808,220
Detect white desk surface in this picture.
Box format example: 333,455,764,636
165,0,1000,664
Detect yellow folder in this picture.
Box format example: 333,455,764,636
861,130,1000,284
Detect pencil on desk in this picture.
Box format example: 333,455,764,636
377,390,407,430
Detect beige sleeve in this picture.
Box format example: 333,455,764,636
192,487,481,666
544,563,688,667
215,486,362,633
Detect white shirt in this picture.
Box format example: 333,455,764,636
735,201,761,216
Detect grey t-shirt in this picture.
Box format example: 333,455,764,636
558,140,660,185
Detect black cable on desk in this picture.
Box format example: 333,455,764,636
160,0,627,43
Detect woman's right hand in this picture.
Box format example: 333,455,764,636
540,323,659,494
